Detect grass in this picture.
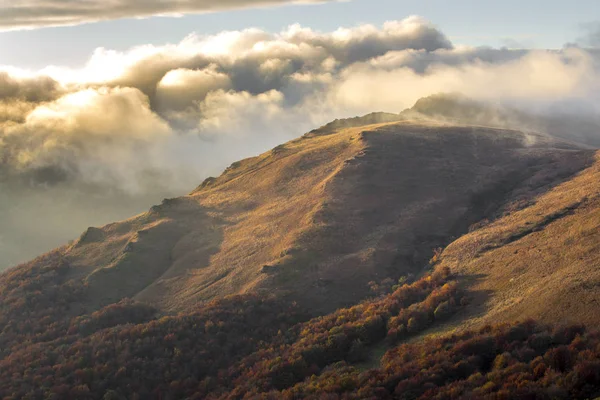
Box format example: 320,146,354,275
17,119,598,326
436,151,600,330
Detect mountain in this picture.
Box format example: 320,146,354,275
10,117,592,317
0,105,599,398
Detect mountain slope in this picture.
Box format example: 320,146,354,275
8,117,594,318
1,113,600,399
436,150,600,329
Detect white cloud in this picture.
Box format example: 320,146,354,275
328,48,599,115
156,65,232,112
2,87,174,190
0,17,598,193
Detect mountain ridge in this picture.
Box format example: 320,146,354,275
1,107,600,398
5,113,596,320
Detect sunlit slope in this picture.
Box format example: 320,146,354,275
16,119,592,314
437,150,600,328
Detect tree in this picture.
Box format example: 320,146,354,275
103,390,126,400
346,340,368,363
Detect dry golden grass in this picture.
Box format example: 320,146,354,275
37,119,595,316
437,151,600,329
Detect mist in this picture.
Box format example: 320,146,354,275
1,16,599,270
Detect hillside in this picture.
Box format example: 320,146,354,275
7,118,592,318
436,150,600,329
1,257,599,399
1,113,599,399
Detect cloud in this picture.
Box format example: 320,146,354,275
0,0,340,31
577,22,600,48
0,71,62,102
0,71,64,123
39,17,452,97
328,48,599,115
156,66,233,113
1,87,174,190
1,17,599,193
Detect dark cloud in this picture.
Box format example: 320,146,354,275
0,73,64,124
104,18,453,102
0,72,62,102
0,0,339,31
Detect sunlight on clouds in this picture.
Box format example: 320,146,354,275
199,89,285,133
156,66,233,116
0,17,598,194
329,49,599,114
3,87,172,190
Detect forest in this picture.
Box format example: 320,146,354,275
0,257,598,399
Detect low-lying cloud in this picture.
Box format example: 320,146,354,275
2,17,598,190
1,16,599,268
0,17,465,190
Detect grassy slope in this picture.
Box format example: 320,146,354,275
436,151,600,330
4,118,595,320
1,114,599,399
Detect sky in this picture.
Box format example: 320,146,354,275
0,0,599,269
1,0,599,69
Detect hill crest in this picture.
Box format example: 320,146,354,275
13,117,594,319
